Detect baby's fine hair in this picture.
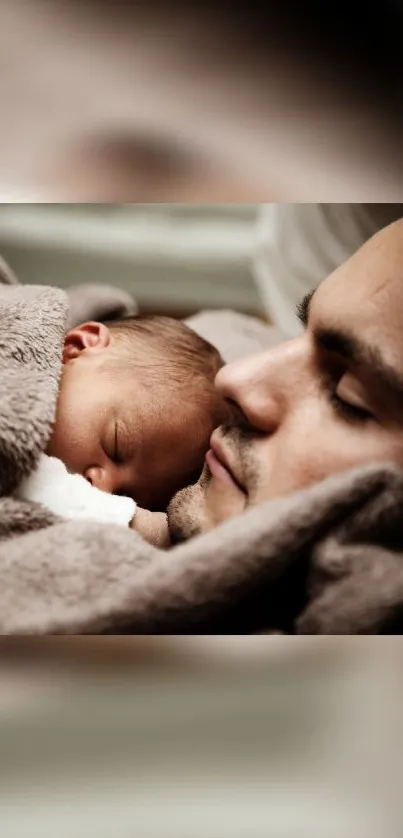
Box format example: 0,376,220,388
106,314,223,388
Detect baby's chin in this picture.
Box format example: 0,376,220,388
45,428,58,458
45,428,66,464
167,467,212,544
45,424,78,477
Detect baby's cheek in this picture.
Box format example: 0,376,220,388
213,394,232,427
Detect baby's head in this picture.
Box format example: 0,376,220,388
48,315,225,510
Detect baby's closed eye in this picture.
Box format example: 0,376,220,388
103,420,123,464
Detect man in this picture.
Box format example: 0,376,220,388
2,218,403,636
168,217,403,541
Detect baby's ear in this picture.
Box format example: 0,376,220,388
63,321,111,362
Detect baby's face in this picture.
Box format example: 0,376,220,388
48,328,219,511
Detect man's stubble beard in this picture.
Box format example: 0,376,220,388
167,465,212,544
167,423,260,544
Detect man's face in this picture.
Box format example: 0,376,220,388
168,219,403,541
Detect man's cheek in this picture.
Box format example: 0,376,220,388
266,441,333,498
278,416,354,490
206,480,246,527
284,429,373,491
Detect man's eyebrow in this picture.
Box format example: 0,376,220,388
315,327,403,401
296,289,317,327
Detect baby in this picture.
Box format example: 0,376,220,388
15,315,225,546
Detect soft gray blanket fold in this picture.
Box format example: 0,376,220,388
1,263,403,635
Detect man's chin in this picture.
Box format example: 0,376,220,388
167,467,212,544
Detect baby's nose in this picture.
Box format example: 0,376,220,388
84,466,115,494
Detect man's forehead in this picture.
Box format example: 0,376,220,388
319,267,399,315
316,225,403,326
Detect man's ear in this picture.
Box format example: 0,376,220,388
63,322,112,363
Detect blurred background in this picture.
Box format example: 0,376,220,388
1,203,402,328
1,637,403,838
0,203,262,317
0,1,403,201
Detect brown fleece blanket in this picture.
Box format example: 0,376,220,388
1,260,403,635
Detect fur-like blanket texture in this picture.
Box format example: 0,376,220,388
1,259,403,635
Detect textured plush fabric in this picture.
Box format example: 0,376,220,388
2,261,403,635
66,282,138,330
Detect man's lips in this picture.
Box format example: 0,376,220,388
205,433,246,493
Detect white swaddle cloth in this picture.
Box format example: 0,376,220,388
15,454,136,527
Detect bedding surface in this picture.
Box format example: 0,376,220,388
1,260,403,634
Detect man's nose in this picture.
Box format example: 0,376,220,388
84,465,118,494
215,339,303,433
